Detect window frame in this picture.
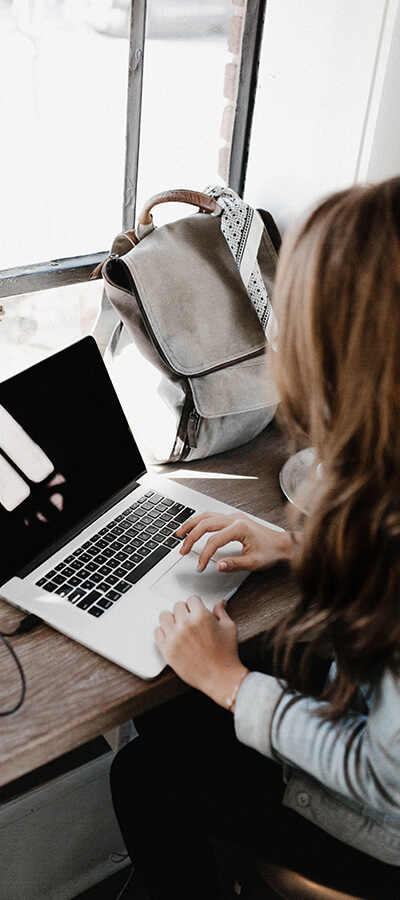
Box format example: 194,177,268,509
0,0,265,301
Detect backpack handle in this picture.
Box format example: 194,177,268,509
90,191,219,280
138,190,219,226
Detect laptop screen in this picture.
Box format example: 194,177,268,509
0,337,145,585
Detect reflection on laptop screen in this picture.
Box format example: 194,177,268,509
0,337,144,584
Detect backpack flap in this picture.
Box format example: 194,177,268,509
117,213,268,373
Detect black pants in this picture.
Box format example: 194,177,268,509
110,691,400,900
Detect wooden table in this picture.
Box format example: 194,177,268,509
0,422,299,787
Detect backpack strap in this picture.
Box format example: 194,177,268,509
204,185,279,346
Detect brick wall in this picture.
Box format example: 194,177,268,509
218,0,246,183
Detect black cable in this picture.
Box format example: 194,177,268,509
1,613,43,637
0,614,43,716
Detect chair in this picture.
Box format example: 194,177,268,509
250,858,375,900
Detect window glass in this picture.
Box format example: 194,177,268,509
136,0,234,223
0,0,242,381
0,0,130,269
0,280,102,381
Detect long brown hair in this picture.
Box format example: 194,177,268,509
272,177,400,719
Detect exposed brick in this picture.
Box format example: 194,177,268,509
228,15,243,55
220,103,235,142
218,145,230,184
223,61,239,101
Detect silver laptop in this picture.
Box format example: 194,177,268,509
0,337,280,679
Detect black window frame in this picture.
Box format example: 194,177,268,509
0,0,265,301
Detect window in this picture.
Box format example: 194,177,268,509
0,0,264,379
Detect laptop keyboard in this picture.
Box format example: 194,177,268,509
35,491,195,618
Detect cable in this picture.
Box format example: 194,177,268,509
114,864,134,900
0,614,43,716
0,633,26,716
0,613,43,637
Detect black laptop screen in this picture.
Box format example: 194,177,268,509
0,337,145,585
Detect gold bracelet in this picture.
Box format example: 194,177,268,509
226,669,250,713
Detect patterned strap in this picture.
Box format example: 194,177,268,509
204,185,278,346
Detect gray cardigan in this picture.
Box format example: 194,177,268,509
234,667,400,865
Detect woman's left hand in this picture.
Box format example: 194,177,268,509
155,596,248,709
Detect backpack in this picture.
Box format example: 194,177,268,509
95,187,280,463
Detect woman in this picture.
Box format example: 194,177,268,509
110,178,400,899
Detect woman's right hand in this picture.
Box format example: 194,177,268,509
176,512,296,573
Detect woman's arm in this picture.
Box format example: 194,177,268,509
155,594,400,817
235,668,400,816
176,512,296,573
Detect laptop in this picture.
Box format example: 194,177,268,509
0,336,281,679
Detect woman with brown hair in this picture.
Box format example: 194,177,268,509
110,177,400,899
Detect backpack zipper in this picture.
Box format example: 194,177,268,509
187,410,200,448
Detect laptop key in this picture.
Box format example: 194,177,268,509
60,565,79,579
115,579,134,594
101,575,119,588
172,507,196,525
125,545,171,585
148,492,164,503
68,588,88,604
114,549,129,562
164,536,180,549
145,539,160,551
39,580,57,592
81,579,96,591
168,503,185,516
106,589,123,602
159,526,175,537
76,590,102,610
55,584,75,597
97,597,113,609
77,552,92,564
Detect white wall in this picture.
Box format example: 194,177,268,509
244,0,400,232
364,0,400,182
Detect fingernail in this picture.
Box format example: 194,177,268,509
196,562,203,572
218,561,228,571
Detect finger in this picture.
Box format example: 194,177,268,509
215,555,249,573
154,625,166,651
196,523,243,572
212,598,228,620
185,594,206,614
173,600,191,622
177,515,234,555
212,600,238,635
158,609,175,631
175,511,217,537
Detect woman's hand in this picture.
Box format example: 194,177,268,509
155,596,248,709
176,512,295,573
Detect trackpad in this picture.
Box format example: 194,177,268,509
150,550,246,608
